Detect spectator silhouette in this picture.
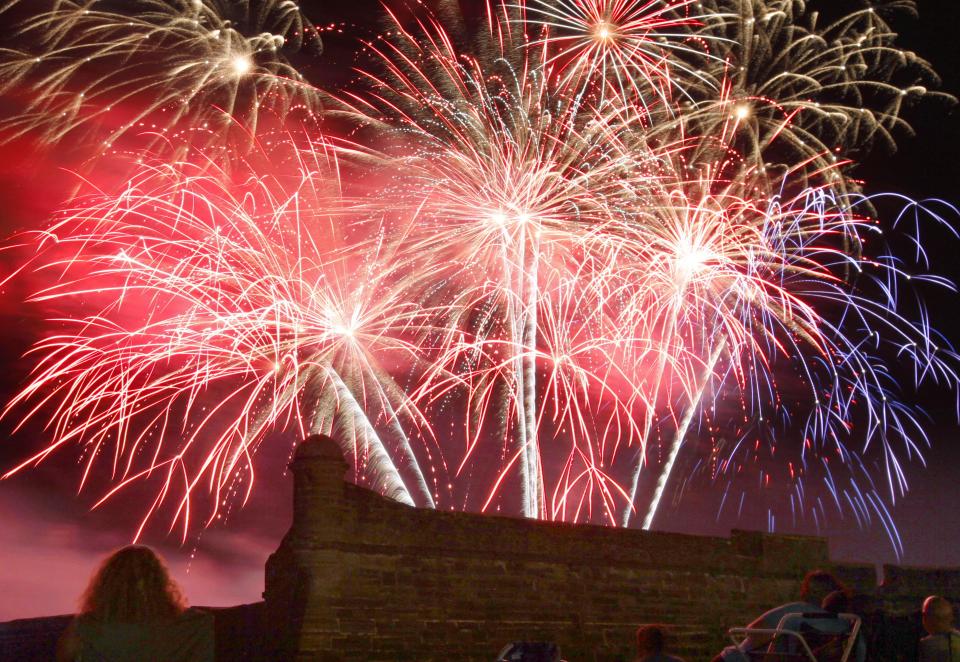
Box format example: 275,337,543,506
847,593,886,660
713,569,847,661
821,590,848,614
57,545,214,662
495,641,565,661
920,596,960,662
817,590,866,662
636,624,684,661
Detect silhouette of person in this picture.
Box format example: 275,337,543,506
920,596,960,662
636,624,685,662
713,569,847,661
57,545,214,662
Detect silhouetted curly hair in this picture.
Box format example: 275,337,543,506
80,545,186,622
799,570,848,604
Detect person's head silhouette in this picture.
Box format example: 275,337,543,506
923,596,955,636
80,545,186,622
799,570,845,606
58,545,213,661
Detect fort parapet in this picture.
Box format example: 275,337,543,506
256,434,926,660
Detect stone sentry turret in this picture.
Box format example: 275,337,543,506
263,434,351,660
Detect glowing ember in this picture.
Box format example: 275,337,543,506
231,54,253,75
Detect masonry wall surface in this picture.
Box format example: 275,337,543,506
260,436,913,661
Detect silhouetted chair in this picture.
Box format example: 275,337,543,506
495,641,562,662
728,612,861,661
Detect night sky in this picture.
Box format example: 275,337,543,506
1,0,959,621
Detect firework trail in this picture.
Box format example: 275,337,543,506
0,0,324,155
616,149,959,529
515,0,957,529
339,0,659,518
650,0,953,192
519,0,723,107
2,139,440,538
603,0,958,528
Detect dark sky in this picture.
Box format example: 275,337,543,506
1,0,959,621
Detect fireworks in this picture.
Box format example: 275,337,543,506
0,0,324,155
4,142,439,537
1,0,956,552
341,8,657,519
651,0,952,191
520,0,717,105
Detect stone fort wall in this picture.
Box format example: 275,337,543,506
259,435,952,661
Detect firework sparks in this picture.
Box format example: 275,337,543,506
0,0,956,554
0,0,325,155
519,0,721,105
3,140,440,538
649,0,954,192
